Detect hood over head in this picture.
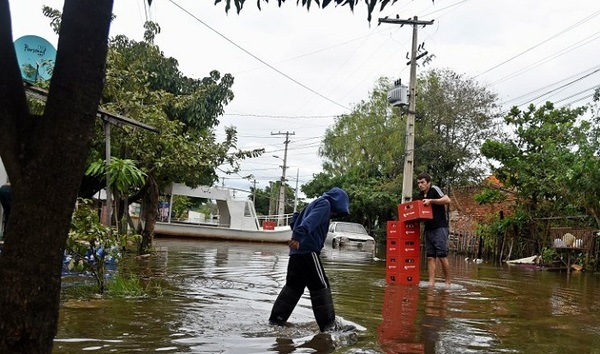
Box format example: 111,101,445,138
322,187,350,217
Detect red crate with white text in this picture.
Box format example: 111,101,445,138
386,220,420,240
386,254,420,270
397,200,433,222
386,238,420,258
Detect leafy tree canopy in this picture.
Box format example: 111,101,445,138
414,68,503,189
480,101,600,226
309,70,502,234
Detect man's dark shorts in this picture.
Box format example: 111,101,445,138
425,227,449,258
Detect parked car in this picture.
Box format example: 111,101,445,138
326,221,375,250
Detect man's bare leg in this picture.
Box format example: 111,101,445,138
427,257,436,286
440,257,451,287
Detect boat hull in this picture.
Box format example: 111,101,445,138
154,222,292,243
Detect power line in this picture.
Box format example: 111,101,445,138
490,31,600,86
553,84,599,105
167,0,351,111
510,67,600,108
475,9,600,78
501,64,600,106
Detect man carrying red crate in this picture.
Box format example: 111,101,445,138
416,173,451,287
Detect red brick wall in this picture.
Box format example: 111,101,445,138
448,179,516,234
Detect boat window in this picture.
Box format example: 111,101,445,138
244,202,253,217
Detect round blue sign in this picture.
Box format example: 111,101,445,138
13,35,57,82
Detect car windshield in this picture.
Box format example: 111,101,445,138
336,223,367,234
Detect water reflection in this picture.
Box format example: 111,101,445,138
378,285,423,353
54,239,600,353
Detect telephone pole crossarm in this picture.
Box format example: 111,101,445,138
378,17,434,26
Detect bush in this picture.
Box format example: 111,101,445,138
65,198,121,294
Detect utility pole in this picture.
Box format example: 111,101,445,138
379,16,434,203
271,131,295,225
294,168,299,213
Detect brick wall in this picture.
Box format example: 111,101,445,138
447,177,516,239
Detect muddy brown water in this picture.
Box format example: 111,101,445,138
54,238,600,353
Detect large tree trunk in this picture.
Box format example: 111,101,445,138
0,1,113,352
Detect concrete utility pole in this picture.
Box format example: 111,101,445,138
379,16,434,203
271,131,295,226
252,178,257,203
294,168,299,213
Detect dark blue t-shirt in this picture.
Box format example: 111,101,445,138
418,185,448,230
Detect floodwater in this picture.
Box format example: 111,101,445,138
54,238,600,353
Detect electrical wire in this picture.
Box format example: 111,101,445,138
167,0,351,111
475,9,600,78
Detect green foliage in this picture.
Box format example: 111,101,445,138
42,6,62,34
475,209,530,251
86,157,146,194
214,0,422,22
540,247,558,265
414,68,502,188
100,33,263,192
474,187,507,205
66,199,121,294
251,182,298,215
481,102,599,229
81,29,265,252
311,71,501,235
107,274,148,298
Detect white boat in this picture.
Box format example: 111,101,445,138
154,183,292,243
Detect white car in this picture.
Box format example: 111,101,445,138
326,221,375,249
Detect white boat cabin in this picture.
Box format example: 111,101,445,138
166,183,262,231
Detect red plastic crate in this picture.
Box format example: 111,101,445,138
398,256,419,271
386,220,400,237
387,221,420,239
398,200,433,222
387,240,420,260
386,254,420,270
400,243,421,257
386,254,400,272
386,238,400,253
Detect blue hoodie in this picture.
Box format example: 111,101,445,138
289,187,350,255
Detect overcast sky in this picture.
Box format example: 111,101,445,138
9,0,600,199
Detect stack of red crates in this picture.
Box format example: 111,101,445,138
386,200,432,285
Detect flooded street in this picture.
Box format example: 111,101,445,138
55,238,600,353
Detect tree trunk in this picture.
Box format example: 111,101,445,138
139,176,159,254
0,1,113,352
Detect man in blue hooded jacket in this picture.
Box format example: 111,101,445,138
269,187,350,332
